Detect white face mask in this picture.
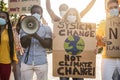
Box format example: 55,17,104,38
60,11,66,17
67,15,76,23
110,8,119,17
32,13,41,22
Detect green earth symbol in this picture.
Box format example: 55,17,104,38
64,36,85,55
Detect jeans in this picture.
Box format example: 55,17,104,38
60,77,84,80
112,68,120,80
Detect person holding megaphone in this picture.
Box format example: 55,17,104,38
20,5,52,80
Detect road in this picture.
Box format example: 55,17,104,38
10,54,102,80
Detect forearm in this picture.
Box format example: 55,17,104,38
80,0,96,18
46,0,51,11
33,34,52,48
46,0,60,21
20,35,31,48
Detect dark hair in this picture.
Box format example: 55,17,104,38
30,5,43,17
107,0,118,7
16,15,27,34
0,11,14,62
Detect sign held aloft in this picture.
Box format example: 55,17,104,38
106,17,120,57
8,0,40,14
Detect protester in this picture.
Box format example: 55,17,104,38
20,5,52,80
12,15,26,80
0,11,18,80
46,0,69,22
16,15,27,34
57,8,83,80
46,0,96,80
96,0,120,80
46,0,96,22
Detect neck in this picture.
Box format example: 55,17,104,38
0,25,6,32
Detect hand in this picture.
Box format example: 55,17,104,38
97,47,103,53
31,33,39,39
12,61,17,72
25,34,32,39
94,46,99,55
19,47,24,55
96,35,105,46
52,33,56,39
102,36,107,44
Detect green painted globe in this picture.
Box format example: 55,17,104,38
64,36,85,55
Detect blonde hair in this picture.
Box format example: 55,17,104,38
62,8,81,23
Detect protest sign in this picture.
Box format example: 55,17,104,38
106,17,120,57
8,0,40,14
53,21,96,78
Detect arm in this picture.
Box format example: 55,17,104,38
46,0,61,22
96,20,106,47
80,0,96,18
20,35,31,48
32,33,52,48
42,17,48,25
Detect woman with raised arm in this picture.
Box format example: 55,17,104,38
46,0,69,22
46,0,96,80
46,0,96,22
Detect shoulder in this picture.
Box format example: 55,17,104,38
41,24,52,32
98,20,106,30
96,20,106,35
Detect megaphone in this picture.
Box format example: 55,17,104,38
21,16,40,34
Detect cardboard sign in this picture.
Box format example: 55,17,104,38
8,0,40,14
106,17,120,57
53,21,96,78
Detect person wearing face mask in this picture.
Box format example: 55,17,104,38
46,0,95,80
62,8,80,23
46,0,69,22
58,8,84,80
20,5,52,80
12,15,26,80
46,0,96,22
96,0,120,80
0,11,18,80
106,0,119,17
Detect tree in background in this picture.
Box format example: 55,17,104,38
0,0,18,27
0,0,7,11
10,14,19,27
